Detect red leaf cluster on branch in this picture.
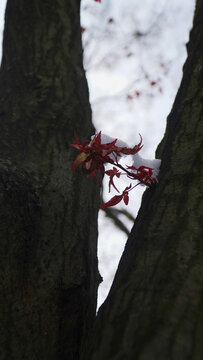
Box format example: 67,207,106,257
70,131,158,209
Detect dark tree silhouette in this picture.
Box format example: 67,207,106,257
0,1,99,359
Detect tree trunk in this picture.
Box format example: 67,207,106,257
0,1,100,359
87,1,203,359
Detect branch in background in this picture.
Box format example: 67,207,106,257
103,207,131,236
101,185,134,236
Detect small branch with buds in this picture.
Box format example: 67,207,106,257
70,131,161,209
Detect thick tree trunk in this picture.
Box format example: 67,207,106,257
87,1,203,359
0,1,100,359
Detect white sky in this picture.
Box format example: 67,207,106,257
0,0,195,308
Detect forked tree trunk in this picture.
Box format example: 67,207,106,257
0,1,100,359
87,1,203,359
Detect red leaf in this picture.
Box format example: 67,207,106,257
138,166,153,177
101,184,133,209
105,167,121,192
74,130,80,145
123,184,132,192
123,193,129,205
90,131,101,146
116,134,143,155
72,152,89,171
100,195,123,210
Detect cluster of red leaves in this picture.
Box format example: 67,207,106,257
70,131,156,209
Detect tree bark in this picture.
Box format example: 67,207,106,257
0,1,100,359
87,1,203,359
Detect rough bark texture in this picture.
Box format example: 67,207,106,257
87,1,203,359
0,1,100,359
